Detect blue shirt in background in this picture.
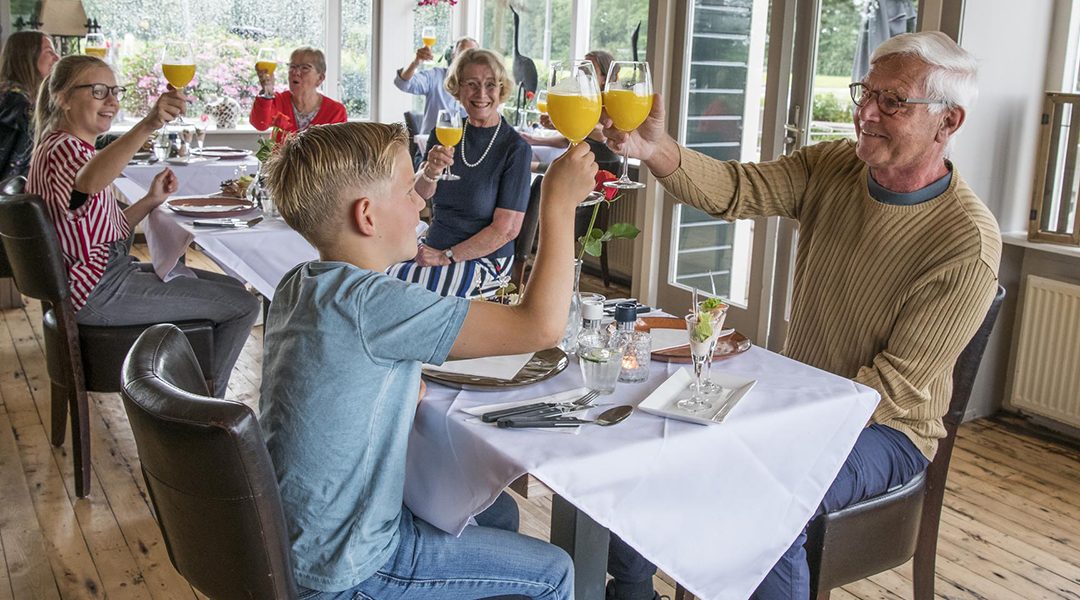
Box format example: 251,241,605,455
423,116,532,259
394,67,465,135
260,261,469,591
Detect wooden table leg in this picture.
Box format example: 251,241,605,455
550,494,610,600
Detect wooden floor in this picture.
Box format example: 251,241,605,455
1,246,1079,599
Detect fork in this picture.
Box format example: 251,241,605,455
481,390,599,423
504,390,601,420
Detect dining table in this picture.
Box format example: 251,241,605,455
123,155,261,197
405,344,879,600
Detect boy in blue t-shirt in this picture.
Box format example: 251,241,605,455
259,121,597,599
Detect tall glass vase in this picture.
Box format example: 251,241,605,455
558,259,584,355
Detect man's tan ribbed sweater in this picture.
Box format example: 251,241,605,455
658,140,1001,459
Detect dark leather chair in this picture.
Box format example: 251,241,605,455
675,285,1005,600
803,285,1006,600
0,190,216,497
403,110,424,169
121,324,298,599
512,175,544,289
0,176,23,278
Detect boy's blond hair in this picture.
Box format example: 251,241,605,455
263,122,409,247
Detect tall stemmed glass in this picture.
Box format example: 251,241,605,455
676,311,719,412
434,109,463,181
161,42,196,124
696,299,728,394
603,61,652,190
255,48,278,78
547,60,605,205
421,26,437,69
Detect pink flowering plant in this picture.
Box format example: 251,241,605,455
417,0,458,6
118,31,284,118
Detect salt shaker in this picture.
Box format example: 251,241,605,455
615,302,651,383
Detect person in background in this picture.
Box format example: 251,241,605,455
387,48,531,299
600,31,999,600
0,30,59,180
251,46,347,143
395,36,479,135
26,55,259,398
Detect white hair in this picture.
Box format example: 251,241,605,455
871,31,978,114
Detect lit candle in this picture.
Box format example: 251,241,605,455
622,354,639,370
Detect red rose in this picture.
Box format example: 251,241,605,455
594,169,619,201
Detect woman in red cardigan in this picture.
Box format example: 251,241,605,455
251,46,346,142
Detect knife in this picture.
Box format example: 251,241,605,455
496,417,582,428
193,217,263,228
481,401,562,423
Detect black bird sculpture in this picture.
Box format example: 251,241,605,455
631,20,641,62
510,6,539,112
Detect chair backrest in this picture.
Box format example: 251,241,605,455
943,285,1006,436
403,110,423,163
121,324,298,600
0,191,71,303
515,176,544,266
0,175,27,278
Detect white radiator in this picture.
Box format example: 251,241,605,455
1010,275,1080,428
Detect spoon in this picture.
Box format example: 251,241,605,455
497,405,633,428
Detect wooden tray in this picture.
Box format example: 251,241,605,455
643,316,752,363
166,196,257,218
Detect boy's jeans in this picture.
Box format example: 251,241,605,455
297,505,574,600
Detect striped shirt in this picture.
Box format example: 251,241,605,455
658,140,1001,459
27,130,131,311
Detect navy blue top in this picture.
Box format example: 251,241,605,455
423,116,532,259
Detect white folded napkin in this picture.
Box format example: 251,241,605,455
460,387,590,433
650,328,689,352
424,352,535,380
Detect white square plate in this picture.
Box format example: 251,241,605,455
638,368,756,425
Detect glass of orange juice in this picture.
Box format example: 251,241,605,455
161,42,196,124
434,109,463,181
85,33,107,59
547,60,605,204
421,26,437,69
603,61,652,190
256,48,278,77
535,89,548,114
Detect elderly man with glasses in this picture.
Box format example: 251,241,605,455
251,46,347,142
599,31,1001,600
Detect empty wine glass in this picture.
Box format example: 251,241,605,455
547,60,605,205
603,61,652,190
434,109,463,181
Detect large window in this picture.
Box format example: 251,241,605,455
589,0,650,61
81,0,370,120
482,0,571,78
670,0,765,306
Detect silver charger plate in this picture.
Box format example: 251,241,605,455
422,348,568,390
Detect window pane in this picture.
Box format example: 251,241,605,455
589,0,649,61
341,0,373,119
408,5,456,115
672,0,765,307
84,0,323,119
482,0,570,76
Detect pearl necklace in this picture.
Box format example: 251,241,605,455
460,118,502,168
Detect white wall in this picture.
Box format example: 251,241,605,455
949,0,1057,419
950,1,1054,232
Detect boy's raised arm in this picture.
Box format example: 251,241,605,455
449,143,598,359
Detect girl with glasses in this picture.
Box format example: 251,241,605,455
25,55,259,398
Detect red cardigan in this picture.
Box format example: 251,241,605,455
249,91,347,142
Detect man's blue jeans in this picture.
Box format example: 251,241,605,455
297,496,573,600
607,424,929,600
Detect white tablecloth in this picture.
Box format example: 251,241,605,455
405,347,878,600
123,157,260,197
141,207,317,299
